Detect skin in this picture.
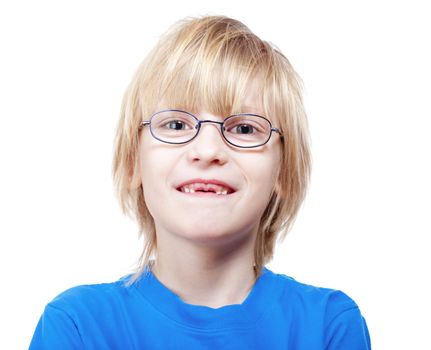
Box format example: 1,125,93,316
131,82,282,308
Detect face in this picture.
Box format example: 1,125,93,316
133,82,281,248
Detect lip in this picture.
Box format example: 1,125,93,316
175,178,237,194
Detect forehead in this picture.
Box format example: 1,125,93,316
156,76,273,120
241,78,264,113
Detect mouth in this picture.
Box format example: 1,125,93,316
176,179,236,196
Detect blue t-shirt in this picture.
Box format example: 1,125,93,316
30,267,371,349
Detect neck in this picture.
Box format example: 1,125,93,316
150,226,259,308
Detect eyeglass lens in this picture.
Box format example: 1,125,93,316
150,110,272,147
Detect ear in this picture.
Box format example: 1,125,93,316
272,164,283,196
271,179,283,199
272,162,288,199
129,160,142,190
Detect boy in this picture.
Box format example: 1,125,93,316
30,15,371,349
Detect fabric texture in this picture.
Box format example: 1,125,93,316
30,266,371,349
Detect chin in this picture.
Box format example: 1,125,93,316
174,225,233,243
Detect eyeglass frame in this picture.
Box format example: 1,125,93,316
138,109,283,149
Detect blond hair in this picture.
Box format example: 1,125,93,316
112,15,311,284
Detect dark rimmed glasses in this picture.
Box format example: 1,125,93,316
139,109,282,149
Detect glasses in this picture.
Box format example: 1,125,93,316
139,109,282,148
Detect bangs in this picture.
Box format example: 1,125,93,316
149,18,275,118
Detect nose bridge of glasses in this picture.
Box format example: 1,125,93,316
197,119,224,130
194,119,226,143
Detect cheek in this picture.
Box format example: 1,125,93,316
138,144,181,220
238,157,279,225
252,149,281,192
139,136,169,190
138,145,167,212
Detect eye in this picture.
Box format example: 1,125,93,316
163,120,190,130
224,117,265,135
156,116,196,131
232,123,256,134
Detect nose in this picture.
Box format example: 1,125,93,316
186,117,229,166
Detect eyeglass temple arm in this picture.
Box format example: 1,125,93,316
272,128,285,142
139,121,150,129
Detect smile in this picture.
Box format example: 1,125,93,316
176,179,236,196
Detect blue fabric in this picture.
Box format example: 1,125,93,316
30,267,371,349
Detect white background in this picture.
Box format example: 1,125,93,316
1,0,430,349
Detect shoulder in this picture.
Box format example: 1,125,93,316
266,269,371,349
46,275,133,316
268,269,359,312
30,276,135,349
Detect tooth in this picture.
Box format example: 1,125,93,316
181,183,231,195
